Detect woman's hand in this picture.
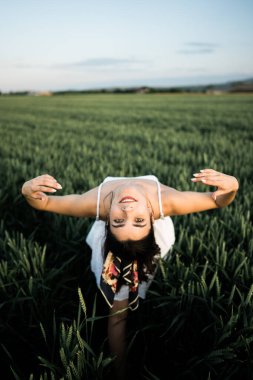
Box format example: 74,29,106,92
21,174,62,201
191,168,239,201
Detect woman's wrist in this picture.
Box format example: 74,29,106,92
232,177,239,192
21,182,30,198
215,188,238,208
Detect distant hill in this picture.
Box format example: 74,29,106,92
191,78,253,93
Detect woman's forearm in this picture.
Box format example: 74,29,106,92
21,175,96,217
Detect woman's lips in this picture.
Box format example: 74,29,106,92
119,196,137,203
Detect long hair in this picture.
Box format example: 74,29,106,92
103,220,161,286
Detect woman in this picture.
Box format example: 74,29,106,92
21,168,239,378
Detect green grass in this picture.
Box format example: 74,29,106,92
0,94,253,380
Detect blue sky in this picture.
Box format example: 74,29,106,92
0,0,253,92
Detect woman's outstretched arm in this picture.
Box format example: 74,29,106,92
21,174,97,217
164,168,239,216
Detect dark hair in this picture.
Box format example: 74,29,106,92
103,220,161,288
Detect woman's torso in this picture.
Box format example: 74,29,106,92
96,175,168,221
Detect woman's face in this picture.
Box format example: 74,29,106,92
108,184,153,241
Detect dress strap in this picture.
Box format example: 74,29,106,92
155,179,165,219
96,183,103,221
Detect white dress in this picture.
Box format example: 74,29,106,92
86,175,175,301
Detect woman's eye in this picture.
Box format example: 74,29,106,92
135,218,144,223
114,219,124,223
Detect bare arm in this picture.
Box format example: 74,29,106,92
21,174,97,218
165,168,239,216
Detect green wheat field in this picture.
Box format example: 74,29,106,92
0,94,253,380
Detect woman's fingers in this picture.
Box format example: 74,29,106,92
31,185,59,193
32,180,62,191
31,176,62,192
201,168,224,175
191,175,222,185
191,169,239,194
191,168,224,187
200,168,219,173
193,169,221,178
39,174,56,180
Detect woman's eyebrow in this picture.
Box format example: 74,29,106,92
111,224,147,228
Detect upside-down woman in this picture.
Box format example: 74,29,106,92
21,168,239,379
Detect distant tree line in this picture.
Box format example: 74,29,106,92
1,78,253,96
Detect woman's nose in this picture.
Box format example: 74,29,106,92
121,204,134,211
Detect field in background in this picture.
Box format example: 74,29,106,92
0,94,253,379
